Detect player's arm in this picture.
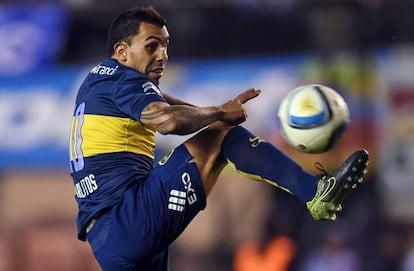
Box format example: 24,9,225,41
141,88,261,135
140,102,224,135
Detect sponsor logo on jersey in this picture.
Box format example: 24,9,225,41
90,64,118,76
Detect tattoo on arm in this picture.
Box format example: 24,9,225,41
141,105,222,135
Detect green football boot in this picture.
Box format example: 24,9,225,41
307,149,369,220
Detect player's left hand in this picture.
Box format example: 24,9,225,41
235,88,261,104
219,88,261,125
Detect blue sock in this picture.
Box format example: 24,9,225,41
220,126,318,203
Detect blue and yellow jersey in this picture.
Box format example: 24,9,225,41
68,58,166,240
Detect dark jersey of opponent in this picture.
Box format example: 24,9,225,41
69,58,166,241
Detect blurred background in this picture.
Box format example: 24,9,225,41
0,0,413,270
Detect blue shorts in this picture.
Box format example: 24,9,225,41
86,144,207,271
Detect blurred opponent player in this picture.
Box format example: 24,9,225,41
68,6,369,271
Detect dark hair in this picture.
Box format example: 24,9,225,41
107,6,167,56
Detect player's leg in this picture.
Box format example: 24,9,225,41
185,123,369,220
182,122,231,196
87,208,170,271
184,123,318,201
87,143,209,271
219,125,369,220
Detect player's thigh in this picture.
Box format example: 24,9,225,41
87,145,206,269
149,143,207,238
183,123,231,194
113,145,206,258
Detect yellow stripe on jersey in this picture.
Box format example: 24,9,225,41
80,114,156,159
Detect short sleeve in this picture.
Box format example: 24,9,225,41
114,72,166,121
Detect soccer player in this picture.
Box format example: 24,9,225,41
68,6,369,271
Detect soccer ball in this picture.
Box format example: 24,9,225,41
277,84,350,154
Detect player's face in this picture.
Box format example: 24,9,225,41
124,22,169,84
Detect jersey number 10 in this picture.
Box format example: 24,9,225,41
69,102,85,173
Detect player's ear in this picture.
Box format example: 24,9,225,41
114,41,128,62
